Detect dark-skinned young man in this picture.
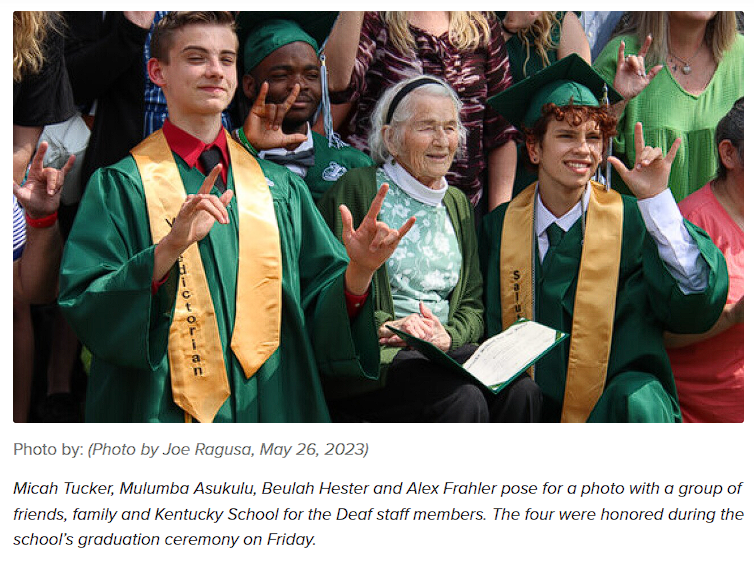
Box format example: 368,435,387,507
234,15,372,203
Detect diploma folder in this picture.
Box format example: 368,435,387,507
387,319,567,393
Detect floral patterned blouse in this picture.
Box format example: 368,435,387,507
377,165,462,323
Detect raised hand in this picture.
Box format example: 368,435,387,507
13,141,75,220
153,165,233,282
341,183,416,295
242,82,309,151
612,35,664,101
169,165,233,248
608,122,681,200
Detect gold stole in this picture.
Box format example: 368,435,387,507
132,129,281,423
500,181,623,422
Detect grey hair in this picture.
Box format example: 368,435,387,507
368,75,467,165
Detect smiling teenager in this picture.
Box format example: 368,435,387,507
233,13,372,203
479,54,728,423
58,12,412,423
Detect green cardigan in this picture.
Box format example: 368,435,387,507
318,165,484,399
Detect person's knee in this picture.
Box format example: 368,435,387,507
511,376,542,404
590,375,677,423
490,376,542,422
433,384,489,422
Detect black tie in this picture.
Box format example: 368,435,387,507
262,146,316,169
544,223,565,263
198,146,226,192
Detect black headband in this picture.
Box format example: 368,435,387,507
385,77,444,124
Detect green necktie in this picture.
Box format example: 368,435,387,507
544,222,565,263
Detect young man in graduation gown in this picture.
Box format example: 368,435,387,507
479,54,728,422
58,12,413,423
233,14,373,203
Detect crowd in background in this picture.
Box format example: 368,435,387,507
12,11,744,423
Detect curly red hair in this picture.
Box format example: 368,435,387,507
522,103,618,171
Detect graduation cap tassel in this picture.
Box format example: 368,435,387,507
319,53,346,149
601,83,613,190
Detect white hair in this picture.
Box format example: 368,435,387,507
368,75,467,165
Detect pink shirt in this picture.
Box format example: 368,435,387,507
667,183,744,422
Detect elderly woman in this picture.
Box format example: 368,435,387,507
323,11,519,212
318,75,541,423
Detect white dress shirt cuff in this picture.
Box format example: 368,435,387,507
636,189,709,294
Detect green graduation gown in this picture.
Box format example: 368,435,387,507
478,194,728,422
303,132,374,203
59,151,379,422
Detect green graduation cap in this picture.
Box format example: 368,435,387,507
487,53,622,130
236,11,338,74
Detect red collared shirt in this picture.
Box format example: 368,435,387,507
151,121,229,294
152,122,370,318
162,119,229,185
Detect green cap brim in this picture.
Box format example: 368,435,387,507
487,53,622,129
237,11,337,73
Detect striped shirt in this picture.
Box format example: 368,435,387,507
13,196,26,261
330,12,518,205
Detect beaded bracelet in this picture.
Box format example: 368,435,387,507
233,128,259,157
25,211,58,229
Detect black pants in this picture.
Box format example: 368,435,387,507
329,344,542,423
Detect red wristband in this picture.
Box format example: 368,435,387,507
345,287,369,319
151,272,170,295
25,211,58,228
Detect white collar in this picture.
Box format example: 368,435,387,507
258,124,313,157
382,159,448,206
535,183,591,237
